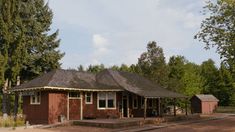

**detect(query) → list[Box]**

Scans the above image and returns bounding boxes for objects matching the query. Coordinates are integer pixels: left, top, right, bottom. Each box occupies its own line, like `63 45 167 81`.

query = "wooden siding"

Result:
23 92 49 124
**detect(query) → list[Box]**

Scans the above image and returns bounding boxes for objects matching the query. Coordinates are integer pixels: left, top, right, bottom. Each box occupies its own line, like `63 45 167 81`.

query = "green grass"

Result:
216 106 235 113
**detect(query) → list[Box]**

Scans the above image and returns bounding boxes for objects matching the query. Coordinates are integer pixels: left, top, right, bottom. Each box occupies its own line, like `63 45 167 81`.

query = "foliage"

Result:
200 59 219 94
216 63 235 106
180 63 203 96
167 56 187 92
195 0 235 73
138 41 168 86
87 64 105 73
0 0 64 115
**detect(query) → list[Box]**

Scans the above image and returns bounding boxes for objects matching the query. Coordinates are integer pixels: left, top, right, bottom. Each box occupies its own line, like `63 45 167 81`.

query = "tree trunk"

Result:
2 79 8 119
14 93 19 121
14 76 20 122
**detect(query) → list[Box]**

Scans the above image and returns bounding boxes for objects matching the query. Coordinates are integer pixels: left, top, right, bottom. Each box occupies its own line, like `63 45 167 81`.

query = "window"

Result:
107 92 115 108
132 95 138 109
85 92 93 104
30 92 41 105
98 92 116 109
69 92 80 99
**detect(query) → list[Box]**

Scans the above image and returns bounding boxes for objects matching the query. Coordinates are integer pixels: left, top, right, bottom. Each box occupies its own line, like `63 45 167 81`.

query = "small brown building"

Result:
11 69 186 124
190 94 219 114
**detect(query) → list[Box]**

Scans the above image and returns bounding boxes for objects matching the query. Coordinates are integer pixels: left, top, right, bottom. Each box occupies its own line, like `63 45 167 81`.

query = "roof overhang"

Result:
10 86 124 92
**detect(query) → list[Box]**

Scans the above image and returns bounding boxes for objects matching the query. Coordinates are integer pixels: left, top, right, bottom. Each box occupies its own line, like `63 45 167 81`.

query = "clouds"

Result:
91 34 110 65
48 0 220 68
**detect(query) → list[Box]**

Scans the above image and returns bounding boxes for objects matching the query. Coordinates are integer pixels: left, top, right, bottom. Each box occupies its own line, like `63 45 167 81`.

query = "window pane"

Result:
99 100 106 108
32 96 35 103
99 93 106 100
108 99 114 108
69 92 80 98
86 97 91 102
86 92 92 103
107 92 115 99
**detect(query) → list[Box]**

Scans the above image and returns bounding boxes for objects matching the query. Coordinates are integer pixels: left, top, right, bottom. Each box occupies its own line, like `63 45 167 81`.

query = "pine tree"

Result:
0 0 64 116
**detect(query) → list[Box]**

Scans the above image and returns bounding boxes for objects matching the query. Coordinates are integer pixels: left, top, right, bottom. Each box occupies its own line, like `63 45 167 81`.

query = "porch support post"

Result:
185 98 188 116
158 98 161 117
144 97 147 120
80 92 83 120
67 92 70 120
173 98 176 116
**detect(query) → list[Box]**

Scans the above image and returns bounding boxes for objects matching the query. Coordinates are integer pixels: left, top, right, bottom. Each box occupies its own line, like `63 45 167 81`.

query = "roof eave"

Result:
10 86 124 92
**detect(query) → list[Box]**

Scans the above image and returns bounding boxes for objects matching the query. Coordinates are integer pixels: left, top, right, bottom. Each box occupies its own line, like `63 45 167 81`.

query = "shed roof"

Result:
11 69 186 98
194 94 219 102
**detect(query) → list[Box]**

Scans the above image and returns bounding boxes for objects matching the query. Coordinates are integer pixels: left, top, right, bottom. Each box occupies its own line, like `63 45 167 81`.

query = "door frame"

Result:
122 92 129 118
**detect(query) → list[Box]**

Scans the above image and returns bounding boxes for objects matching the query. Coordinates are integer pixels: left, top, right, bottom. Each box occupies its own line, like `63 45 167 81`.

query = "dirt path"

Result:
148 116 235 132
2 115 235 132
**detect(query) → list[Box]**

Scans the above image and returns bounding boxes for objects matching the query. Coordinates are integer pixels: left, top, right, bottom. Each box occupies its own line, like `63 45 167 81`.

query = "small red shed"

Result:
190 94 219 114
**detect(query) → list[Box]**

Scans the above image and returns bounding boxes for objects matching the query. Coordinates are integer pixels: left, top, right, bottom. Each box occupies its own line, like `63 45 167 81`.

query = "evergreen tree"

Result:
180 63 203 96
87 64 105 73
216 63 235 106
200 59 219 94
167 55 187 92
0 0 64 116
138 41 168 86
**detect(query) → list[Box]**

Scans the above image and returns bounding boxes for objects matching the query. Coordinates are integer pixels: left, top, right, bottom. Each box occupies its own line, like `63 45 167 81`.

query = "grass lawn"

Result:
216 106 235 113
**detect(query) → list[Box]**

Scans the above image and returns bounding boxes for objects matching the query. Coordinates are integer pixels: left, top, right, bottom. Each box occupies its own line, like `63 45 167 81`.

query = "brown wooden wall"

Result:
23 92 49 124
83 92 121 119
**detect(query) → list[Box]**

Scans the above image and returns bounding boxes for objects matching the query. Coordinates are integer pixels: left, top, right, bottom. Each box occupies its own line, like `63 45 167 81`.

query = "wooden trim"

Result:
67 92 69 120
81 92 83 120
144 98 147 119
11 86 124 92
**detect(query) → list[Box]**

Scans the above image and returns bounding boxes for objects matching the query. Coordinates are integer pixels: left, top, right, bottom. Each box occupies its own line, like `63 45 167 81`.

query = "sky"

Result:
48 0 220 69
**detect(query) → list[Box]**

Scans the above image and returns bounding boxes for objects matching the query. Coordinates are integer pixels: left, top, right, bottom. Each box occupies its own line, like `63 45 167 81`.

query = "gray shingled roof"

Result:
98 70 186 98
11 69 186 98
195 94 219 102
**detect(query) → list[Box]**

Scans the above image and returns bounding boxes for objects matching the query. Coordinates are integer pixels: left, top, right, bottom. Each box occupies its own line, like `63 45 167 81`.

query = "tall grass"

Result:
0 116 25 127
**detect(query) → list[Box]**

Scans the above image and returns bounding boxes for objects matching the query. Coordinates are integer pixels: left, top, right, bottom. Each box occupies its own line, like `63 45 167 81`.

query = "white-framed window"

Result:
132 95 138 109
30 92 41 105
69 92 80 99
85 92 93 104
98 92 116 109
